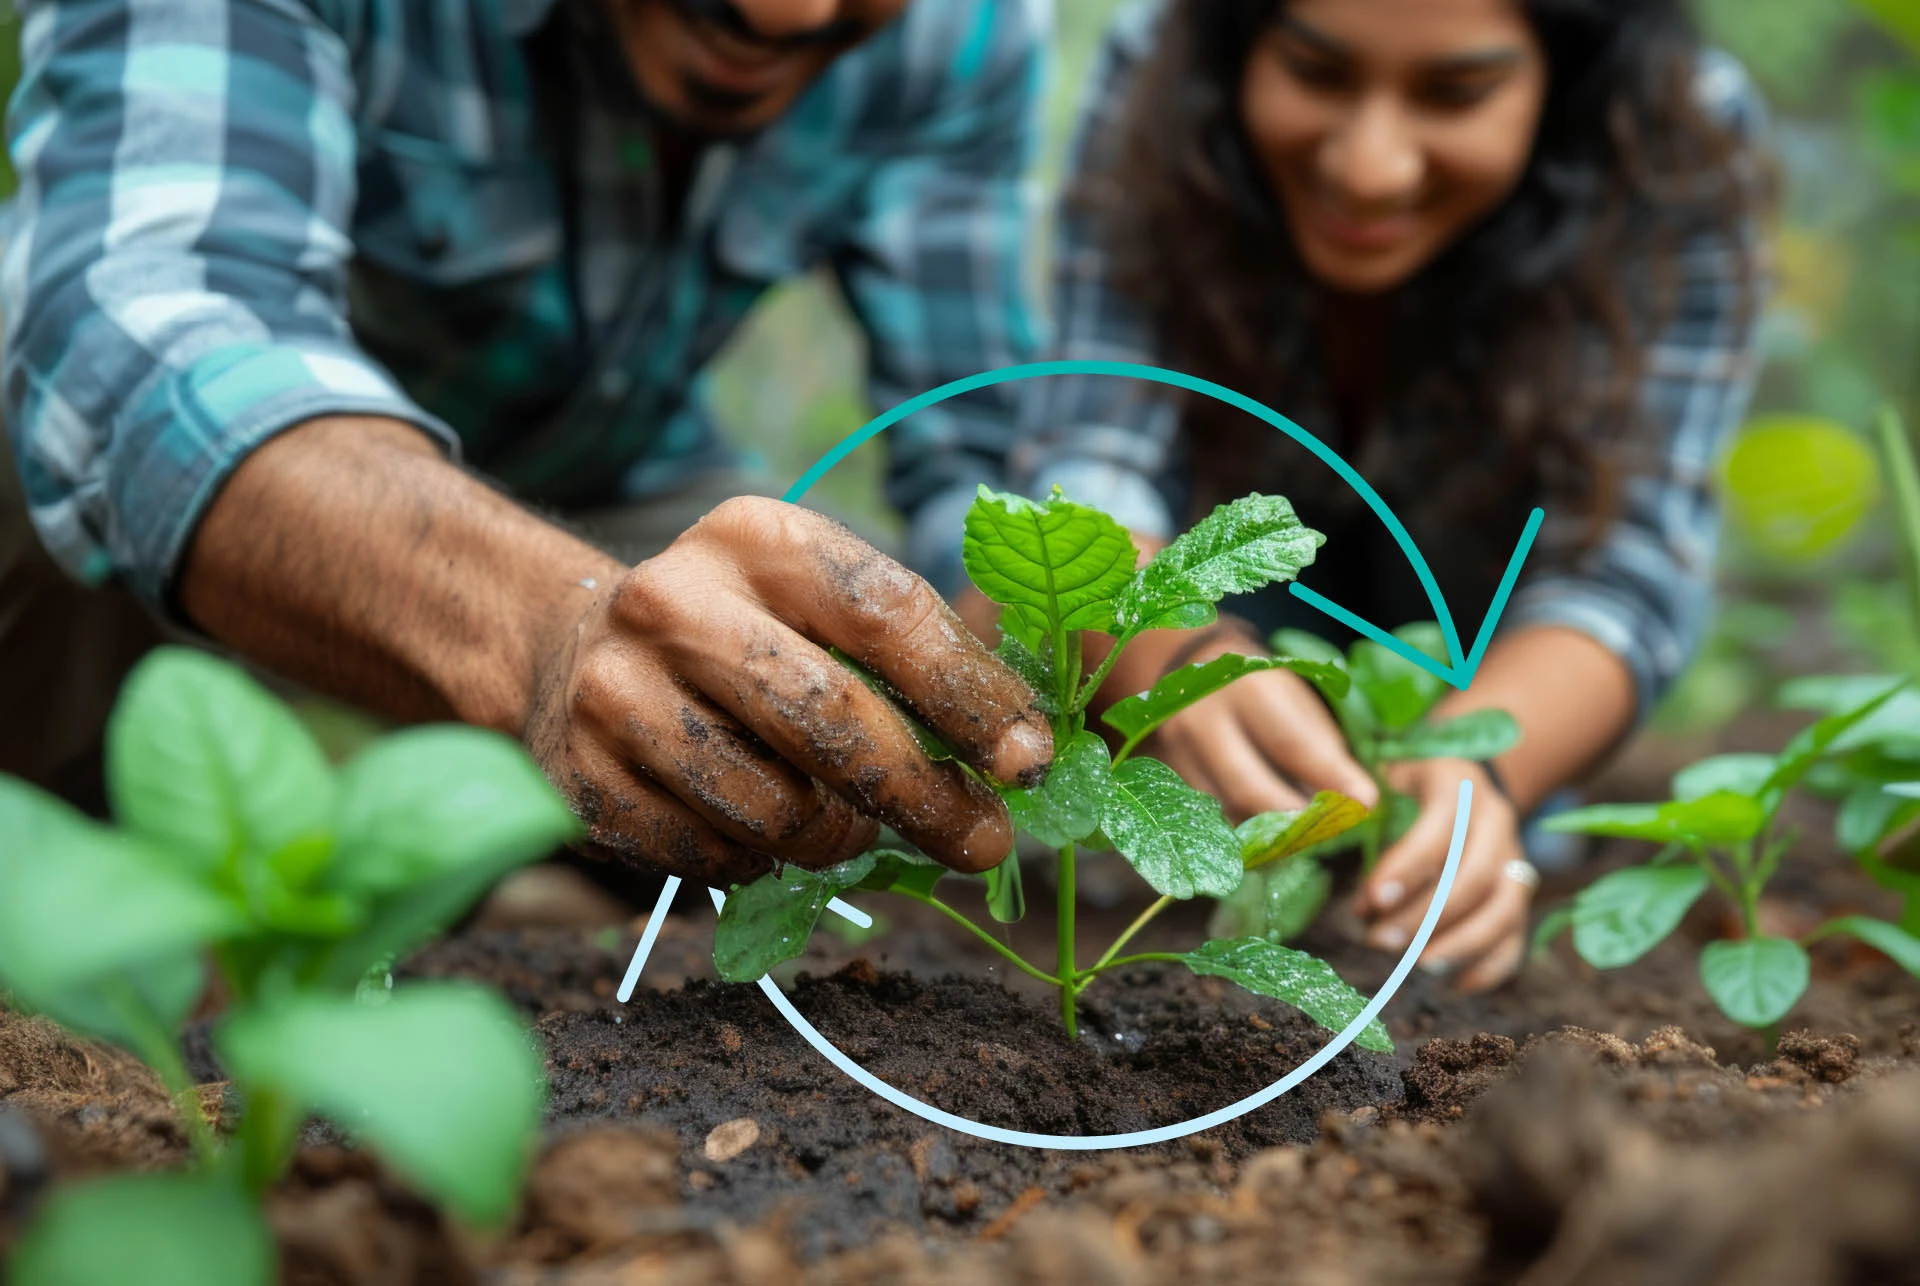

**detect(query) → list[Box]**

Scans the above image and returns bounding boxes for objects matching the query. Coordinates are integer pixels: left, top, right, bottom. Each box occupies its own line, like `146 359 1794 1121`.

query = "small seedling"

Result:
710 487 1390 1051
0 648 579 1286
1537 677 1920 1031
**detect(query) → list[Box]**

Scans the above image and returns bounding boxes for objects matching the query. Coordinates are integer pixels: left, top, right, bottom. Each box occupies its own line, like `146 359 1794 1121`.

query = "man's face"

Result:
608 0 909 137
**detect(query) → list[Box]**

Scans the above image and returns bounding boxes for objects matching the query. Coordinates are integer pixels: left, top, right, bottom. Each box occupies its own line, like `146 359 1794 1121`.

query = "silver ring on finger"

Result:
1503 857 1541 892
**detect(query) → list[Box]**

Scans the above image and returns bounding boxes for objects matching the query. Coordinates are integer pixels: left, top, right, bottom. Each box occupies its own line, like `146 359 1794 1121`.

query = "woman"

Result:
1017 0 1772 990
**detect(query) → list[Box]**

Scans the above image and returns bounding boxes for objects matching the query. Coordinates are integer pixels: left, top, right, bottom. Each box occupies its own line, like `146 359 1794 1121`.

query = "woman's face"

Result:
1242 0 1548 295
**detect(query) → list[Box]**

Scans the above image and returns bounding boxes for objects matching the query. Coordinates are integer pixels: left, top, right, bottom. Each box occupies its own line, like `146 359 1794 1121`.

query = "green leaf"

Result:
1698 937 1810 1028
105 647 336 876
1179 937 1390 1053
1100 758 1242 899
1777 675 1920 752
1347 623 1450 733
853 849 945 899
983 857 1026 924
1671 753 1777 802
1541 792 1765 846
1001 730 1111 847
0 779 242 1015
1113 495 1323 638
1530 903 1575 958
328 727 577 897
963 486 1138 636
1570 865 1710 968
1761 679 1909 811
1811 915 1920 978
1102 653 1350 746
1237 792 1371 870
217 984 544 1225
8 1171 274 1286
711 855 877 983
1837 784 1915 853
1267 628 1345 667
1206 857 1332 945
1374 709 1520 762
30 955 210 1055
993 634 1058 715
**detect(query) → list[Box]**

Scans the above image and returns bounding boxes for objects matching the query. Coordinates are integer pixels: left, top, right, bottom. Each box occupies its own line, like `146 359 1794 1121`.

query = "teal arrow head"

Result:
1287 508 1545 693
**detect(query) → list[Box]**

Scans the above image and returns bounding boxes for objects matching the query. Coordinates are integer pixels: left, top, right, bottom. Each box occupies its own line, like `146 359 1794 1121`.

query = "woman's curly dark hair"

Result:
1084 0 1774 561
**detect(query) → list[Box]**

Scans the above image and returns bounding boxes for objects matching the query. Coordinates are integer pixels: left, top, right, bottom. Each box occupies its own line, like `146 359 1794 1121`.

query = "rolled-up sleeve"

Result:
1011 1 1179 542
2 0 455 611
829 0 1047 598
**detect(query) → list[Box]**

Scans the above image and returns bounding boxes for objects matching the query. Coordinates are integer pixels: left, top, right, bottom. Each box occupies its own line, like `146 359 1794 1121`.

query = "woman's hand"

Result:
1355 757 1533 992
1096 623 1379 822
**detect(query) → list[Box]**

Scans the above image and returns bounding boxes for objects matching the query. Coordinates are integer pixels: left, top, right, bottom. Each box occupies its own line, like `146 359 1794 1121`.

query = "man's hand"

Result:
1094 622 1379 823
181 417 1051 887
525 498 1052 883
1355 758 1530 992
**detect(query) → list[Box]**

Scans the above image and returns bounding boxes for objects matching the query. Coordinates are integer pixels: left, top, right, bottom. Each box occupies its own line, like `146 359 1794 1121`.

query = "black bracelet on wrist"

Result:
1477 757 1514 803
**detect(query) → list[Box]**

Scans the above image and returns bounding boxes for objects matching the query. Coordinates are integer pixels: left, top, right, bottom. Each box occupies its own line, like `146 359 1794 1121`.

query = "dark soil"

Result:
9 710 1920 1283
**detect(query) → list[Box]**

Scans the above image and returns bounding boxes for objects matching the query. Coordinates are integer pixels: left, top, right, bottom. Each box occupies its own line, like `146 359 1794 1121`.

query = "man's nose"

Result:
1318 96 1425 208
729 0 844 42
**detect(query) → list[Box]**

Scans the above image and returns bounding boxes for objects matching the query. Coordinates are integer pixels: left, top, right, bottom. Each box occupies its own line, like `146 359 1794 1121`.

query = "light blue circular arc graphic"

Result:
695 358 1469 1151
785 358 1472 668
709 781 1466 1151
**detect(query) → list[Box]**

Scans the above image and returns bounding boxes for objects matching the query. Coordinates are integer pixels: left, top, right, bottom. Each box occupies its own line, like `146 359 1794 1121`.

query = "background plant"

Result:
710 487 1391 1052
1206 624 1520 946
1537 674 1920 1032
0 648 578 1286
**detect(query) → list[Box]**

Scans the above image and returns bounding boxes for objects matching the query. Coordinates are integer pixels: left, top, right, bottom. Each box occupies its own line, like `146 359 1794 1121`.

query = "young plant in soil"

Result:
1536 677 1920 1032
1283 623 1520 862
1777 407 1920 923
0 648 578 1286
711 487 1391 1052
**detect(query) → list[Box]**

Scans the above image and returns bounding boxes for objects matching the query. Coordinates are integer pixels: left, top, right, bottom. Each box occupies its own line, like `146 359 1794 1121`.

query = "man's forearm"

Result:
1432 625 1637 815
178 416 624 735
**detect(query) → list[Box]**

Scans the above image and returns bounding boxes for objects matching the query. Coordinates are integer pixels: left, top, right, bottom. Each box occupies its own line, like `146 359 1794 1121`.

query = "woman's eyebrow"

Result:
1423 48 1527 75
1275 13 1349 58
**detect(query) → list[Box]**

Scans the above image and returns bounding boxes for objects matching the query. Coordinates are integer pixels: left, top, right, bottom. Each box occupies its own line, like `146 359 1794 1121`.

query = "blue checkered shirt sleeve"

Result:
3 0 455 608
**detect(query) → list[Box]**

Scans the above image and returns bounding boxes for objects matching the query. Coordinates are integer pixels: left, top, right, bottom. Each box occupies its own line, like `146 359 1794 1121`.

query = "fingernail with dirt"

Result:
989 717 1053 788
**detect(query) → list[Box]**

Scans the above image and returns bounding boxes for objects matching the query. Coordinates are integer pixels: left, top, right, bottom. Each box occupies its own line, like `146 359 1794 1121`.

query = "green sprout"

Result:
709 486 1390 1052
0 649 579 1286
1538 677 1920 1031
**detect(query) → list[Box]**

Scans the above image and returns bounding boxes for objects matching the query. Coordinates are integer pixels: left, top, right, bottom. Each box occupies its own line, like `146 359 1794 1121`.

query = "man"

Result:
0 0 1054 883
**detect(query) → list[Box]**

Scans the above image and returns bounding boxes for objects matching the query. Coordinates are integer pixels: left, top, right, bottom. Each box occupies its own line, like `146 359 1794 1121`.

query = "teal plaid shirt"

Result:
3 0 1046 608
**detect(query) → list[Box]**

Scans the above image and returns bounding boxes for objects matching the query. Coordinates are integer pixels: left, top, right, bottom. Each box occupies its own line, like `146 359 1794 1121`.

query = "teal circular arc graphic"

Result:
731 358 1466 1151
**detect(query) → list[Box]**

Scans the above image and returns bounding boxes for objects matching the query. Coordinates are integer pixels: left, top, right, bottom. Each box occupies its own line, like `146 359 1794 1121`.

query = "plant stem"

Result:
236 1085 301 1196
898 892 1061 986
1083 895 1174 987
1075 639 1129 715
1057 842 1079 1037
1876 404 1920 625
1086 951 1183 975
110 986 218 1167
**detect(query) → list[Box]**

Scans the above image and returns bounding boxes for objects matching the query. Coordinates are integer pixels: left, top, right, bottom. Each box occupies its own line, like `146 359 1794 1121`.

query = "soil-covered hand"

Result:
1097 622 1379 823
1355 757 1528 992
524 498 1053 885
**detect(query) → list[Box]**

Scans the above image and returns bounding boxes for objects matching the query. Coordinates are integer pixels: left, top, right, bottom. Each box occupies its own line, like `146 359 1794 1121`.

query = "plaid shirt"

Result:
1018 3 1769 716
3 0 1046 609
